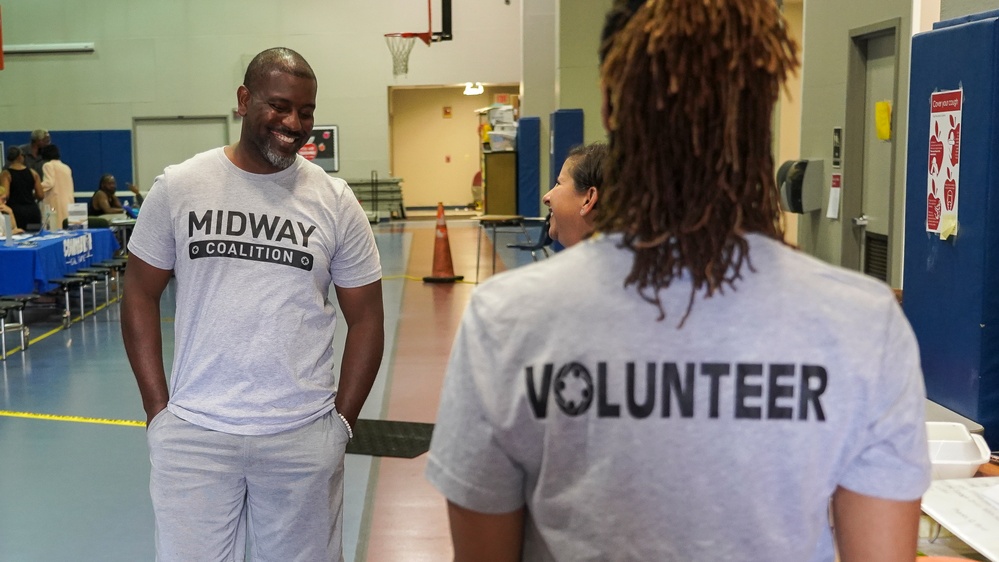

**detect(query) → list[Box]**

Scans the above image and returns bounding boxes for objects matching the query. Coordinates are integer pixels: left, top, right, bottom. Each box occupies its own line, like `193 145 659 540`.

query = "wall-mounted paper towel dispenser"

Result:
776 159 823 214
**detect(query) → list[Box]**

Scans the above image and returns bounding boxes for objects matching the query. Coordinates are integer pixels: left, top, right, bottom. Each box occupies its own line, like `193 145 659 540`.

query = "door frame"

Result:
842 18 901 282
132 115 230 191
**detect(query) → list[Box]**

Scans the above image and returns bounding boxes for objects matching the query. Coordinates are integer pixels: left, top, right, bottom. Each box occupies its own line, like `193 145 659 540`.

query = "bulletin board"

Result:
903 14 999 446
299 125 339 173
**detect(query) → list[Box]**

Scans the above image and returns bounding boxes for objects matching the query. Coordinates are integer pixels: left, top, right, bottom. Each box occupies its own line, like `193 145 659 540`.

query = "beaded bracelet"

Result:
338 412 353 439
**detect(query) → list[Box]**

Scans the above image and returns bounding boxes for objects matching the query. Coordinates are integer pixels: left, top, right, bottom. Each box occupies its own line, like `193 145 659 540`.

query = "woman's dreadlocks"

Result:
596 0 799 324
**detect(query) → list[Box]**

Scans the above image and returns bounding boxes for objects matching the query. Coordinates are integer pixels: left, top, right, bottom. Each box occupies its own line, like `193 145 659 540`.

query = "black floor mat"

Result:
345 419 434 459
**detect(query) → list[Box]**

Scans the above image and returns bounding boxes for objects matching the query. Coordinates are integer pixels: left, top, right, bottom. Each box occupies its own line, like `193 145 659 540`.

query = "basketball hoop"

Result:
384 1 451 77
385 32 432 77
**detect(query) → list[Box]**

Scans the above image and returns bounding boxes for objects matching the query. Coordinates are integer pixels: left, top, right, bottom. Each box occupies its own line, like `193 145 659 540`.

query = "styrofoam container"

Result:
926 421 990 479
488 105 515 126
493 123 518 135
487 131 516 151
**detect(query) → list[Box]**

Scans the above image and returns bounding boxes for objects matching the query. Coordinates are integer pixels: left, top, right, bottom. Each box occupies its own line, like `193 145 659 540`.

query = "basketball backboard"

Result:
384 0 452 77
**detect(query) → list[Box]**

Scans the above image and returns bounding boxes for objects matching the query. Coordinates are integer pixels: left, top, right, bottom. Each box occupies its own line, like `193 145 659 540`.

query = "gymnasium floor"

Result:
0 218 542 561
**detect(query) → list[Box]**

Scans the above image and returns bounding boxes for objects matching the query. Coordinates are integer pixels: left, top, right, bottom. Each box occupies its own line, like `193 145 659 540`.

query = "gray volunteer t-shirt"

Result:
128 148 381 435
427 233 930 561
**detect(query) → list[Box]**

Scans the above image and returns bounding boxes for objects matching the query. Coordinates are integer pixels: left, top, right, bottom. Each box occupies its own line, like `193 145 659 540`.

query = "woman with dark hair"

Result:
40 144 74 229
427 1 930 560
542 142 607 247
0 145 43 231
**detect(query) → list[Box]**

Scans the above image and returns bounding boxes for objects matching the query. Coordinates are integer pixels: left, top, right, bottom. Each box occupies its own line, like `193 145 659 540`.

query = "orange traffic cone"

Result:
423 202 464 283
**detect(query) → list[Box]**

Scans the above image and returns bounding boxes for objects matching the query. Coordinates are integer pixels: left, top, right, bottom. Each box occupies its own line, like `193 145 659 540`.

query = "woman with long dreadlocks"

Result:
426 0 930 560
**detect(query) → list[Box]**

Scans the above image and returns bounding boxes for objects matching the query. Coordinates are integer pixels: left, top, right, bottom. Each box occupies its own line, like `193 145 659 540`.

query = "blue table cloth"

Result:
0 229 119 295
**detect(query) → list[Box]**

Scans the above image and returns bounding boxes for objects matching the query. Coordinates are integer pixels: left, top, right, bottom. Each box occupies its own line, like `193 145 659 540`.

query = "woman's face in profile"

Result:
543 158 591 247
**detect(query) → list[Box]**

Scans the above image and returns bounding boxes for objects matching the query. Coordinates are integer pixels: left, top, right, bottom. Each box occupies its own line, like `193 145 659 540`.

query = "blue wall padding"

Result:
934 8 999 29
0 130 133 201
549 109 584 190
904 16 999 446
517 117 541 218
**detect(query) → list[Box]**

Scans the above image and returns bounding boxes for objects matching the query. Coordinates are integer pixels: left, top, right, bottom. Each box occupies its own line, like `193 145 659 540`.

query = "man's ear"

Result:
580 186 599 217
236 85 251 117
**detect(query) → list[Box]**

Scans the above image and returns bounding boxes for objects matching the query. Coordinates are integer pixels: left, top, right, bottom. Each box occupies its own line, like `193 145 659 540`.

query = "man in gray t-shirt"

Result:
19 129 49 180
426 1 931 560
122 48 384 561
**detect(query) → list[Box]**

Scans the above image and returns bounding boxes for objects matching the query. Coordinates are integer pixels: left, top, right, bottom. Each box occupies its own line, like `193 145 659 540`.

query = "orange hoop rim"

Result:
385 32 432 46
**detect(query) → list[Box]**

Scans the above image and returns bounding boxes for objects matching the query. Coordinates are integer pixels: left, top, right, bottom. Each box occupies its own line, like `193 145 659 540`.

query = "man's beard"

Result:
253 133 301 170
262 144 297 169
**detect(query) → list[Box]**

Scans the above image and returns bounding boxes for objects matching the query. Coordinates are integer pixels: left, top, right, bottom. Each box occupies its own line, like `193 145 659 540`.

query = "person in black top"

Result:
1 146 43 231
90 174 144 216
90 174 125 215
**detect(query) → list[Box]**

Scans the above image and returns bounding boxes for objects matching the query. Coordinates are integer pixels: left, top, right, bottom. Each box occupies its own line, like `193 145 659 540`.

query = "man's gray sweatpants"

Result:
147 409 350 562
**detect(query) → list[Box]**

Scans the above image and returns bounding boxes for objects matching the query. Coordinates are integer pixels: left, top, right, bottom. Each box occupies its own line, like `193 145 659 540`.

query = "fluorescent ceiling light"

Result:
463 82 484 96
4 42 96 54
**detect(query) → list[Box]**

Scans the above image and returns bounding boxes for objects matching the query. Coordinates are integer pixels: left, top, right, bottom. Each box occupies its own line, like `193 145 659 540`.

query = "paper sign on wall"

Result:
826 173 842 220
875 101 892 141
67 203 88 230
927 89 962 238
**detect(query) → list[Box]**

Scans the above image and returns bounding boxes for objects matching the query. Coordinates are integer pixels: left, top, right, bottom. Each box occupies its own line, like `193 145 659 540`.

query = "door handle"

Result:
853 214 870 227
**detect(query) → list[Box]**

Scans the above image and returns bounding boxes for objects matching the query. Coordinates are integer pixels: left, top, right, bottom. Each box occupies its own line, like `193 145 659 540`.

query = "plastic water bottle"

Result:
122 200 138 219
41 205 54 233
3 214 14 246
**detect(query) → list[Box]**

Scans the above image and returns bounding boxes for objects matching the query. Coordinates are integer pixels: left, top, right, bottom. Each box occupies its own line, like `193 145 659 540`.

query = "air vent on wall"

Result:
864 232 889 282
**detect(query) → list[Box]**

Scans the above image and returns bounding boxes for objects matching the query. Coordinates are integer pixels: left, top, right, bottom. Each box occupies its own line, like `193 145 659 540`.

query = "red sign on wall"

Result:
926 89 962 238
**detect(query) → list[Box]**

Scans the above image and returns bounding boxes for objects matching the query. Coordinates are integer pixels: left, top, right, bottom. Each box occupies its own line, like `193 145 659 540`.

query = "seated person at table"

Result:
0 186 26 235
542 142 607 248
89 174 143 215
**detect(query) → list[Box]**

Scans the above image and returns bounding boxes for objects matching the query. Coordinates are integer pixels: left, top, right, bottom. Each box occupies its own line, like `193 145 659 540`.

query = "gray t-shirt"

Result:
426 233 930 561
128 148 381 435
19 144 45 180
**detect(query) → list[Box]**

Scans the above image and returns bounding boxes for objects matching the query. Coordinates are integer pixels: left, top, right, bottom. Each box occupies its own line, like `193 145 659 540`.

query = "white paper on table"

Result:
980 483 999 510
922 478 999 562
